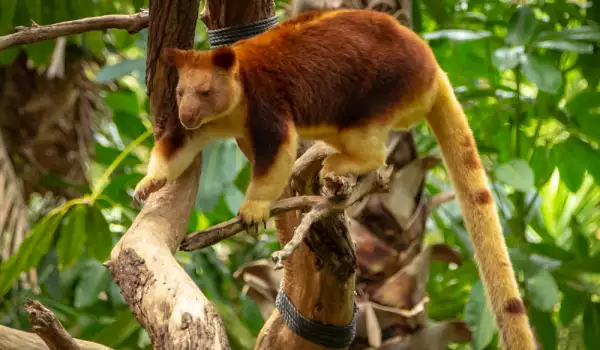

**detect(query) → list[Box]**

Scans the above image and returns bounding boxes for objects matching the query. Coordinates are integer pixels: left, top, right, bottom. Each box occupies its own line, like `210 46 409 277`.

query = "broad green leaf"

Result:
551 141 585 192
584 302 600 349
528 308 557 350
533 40 594 53
0 47 20 65
559 287 586 326
530 146 554 188
420 0 449 26
423 29 491 41
224 185 244 214
494 159 535 191
95 58 146 82
101 173 144 204
57 205 88 270
557 137 600 187
492 46 524 71
85 205 113 262
234 162 251 192
74 259 110 309
107 280 128 308
0 212 63 297
507 6 538 46
105 90 140 116
521 53 562 93
464 281 497 350
579 53 600 87
565 91 600 117
525 270 559 311
112 111 149 143
537 26 600 42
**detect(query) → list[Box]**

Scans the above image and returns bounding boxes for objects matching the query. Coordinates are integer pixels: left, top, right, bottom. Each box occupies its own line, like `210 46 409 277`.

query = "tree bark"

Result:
0 325 112 350
107 1 229 349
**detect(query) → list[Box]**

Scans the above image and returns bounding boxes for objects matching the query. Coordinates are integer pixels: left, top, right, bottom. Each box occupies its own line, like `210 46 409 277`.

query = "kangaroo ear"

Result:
212 46 236 70
161 48 187 68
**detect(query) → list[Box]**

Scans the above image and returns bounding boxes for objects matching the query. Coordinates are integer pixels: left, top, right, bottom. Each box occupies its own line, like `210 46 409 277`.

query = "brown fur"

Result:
133 9 536 349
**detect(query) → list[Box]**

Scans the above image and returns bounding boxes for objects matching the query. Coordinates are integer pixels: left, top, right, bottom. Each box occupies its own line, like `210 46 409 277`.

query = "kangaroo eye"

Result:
200 91 210 97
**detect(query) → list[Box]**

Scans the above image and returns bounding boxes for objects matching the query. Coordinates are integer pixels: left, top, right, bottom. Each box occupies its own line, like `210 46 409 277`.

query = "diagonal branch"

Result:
0 9 149 51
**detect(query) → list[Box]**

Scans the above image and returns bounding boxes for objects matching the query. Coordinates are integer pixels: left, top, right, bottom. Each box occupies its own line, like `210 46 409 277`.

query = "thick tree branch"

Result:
0 325 112 350
0 10 149 51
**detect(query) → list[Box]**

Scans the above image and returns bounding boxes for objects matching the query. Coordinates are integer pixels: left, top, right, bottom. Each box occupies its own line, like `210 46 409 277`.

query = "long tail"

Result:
426 69 536 350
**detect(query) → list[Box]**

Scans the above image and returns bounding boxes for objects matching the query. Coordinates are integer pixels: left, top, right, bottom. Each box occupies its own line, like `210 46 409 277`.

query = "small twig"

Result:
25 299 81 350
0 9 149 51
271 167 393 269
180 195 326 251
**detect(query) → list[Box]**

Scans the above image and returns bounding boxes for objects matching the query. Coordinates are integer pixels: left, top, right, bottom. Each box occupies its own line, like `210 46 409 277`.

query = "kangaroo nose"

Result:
179 110 196 128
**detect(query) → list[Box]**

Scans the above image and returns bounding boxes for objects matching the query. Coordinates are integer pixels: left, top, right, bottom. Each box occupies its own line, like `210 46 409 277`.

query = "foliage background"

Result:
0 0 599 349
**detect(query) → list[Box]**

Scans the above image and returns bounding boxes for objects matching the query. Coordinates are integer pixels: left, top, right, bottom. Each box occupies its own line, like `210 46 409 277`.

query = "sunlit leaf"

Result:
83 31 105 57
530 146 554 188
507 6 538 46
494 159 535 191
492 46 524 71
533 40 593 53
423 29 491 41
521 53 563 93
105 90 140 116
537 26 600 42
551 141 585 192
525 270 559 311
464 281 497 350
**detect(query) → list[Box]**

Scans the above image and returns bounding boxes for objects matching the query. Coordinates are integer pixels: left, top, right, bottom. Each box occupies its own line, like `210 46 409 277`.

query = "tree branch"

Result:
0 325 112 350
0 10 149 51
24 299 90 350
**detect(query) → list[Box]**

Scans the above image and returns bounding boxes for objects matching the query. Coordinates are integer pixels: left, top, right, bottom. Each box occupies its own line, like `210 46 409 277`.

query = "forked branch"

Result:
0 9 149 51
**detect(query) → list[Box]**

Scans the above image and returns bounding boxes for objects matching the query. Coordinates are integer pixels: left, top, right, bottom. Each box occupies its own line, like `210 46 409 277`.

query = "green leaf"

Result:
584 302 600 349
112 111 149 143
530 146 554 188
525 270 559 311
551 141 586 192
57 205 88 270
105 90 140 116
0 0 17 35
559 287 586 326
0 212 63 297
521 53 563 93
464 281 497 350
494 159 535 191
25 0 41 23
74 259 110 309
533 40 594 53
24 40 55 67
492 46 524 71
528 308 557 350
420 0 449 26
94 143 142 168
423 29 491 41
537 26 600 42
565 90 600 117
95 58 146 82
507 6 538 46
85 205 113 262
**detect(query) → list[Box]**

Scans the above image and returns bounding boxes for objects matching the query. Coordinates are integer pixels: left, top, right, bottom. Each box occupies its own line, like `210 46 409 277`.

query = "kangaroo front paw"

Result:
238 199 272 235
133 176 167 207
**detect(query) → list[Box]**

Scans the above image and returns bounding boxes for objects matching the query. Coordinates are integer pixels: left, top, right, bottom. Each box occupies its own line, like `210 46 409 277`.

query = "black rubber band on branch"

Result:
275 286 359 348
207 15 279 48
